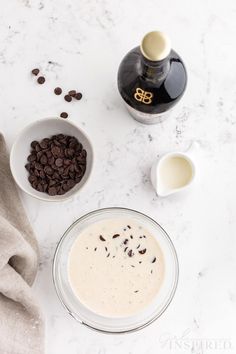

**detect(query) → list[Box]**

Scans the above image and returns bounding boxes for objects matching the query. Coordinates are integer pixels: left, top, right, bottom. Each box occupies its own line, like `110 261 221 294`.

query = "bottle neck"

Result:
140 55 170 81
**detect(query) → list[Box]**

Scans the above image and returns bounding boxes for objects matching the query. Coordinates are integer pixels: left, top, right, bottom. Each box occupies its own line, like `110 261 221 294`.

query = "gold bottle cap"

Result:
140 31 171 61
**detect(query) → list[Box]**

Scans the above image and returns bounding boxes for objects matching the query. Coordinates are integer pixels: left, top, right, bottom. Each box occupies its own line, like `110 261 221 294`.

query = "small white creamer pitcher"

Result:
150 142 197 197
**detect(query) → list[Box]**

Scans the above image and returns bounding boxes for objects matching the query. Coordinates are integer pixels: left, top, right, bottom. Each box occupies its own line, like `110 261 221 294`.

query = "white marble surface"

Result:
1 0 236 353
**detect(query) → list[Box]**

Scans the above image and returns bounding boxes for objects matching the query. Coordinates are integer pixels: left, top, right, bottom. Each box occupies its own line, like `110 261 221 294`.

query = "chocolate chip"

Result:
67 179 75 188
152 257 156 263
112 234 120 238
35 162 43 170
32 68 39 76
75 92 82 100
40 139 49 149
64 94 72 102
54 87 62 95
28 175 37 183
99 235 106 241
68 90 76 97
39 170 46 179
48 156 55 165
51 146 61 157
40 155 47 165
124 247 128 252
60 112 68 119
127 225 131 229
25 163 31 171
37 76 45 84
31 141 38 149
27 153 36 162
48 187 57 196
124 239 129 245
55 158 63 167
136 244 140 249
139 249 146 255
36 183 43 192
128 250 134 257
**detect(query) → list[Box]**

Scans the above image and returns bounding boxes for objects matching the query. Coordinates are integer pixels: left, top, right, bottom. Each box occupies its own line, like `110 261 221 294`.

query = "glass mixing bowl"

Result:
53 207 179 333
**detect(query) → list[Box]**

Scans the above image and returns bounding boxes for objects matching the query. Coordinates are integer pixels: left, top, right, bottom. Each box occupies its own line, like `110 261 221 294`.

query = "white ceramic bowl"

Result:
10 118 94 202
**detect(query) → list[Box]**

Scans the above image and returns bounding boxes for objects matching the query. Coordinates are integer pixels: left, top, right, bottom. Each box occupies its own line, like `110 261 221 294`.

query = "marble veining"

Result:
0 0 236 353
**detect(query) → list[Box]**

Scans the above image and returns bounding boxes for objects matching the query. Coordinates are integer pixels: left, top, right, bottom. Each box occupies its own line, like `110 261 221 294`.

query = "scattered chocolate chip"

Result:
143 235 146 238
139 261 142 264
106 253 110 258
60 112 68 119
136 244 140 249
32 68 39 76
127 225 131 229
64 94 72 102
152 257 156 263
130 235 133 239
75 92 82 100
139 236 142 239
124 247 128 252
68 90 76 97
37 76 45 84
131 265 135 268
139 249 146 255
124 239 129 245
112 234 120 239
128 250 134 257
54 87 62 95
99 235 106 241
94 247 97 251
105 247 108 252
151 270 153 274
134 290 139 293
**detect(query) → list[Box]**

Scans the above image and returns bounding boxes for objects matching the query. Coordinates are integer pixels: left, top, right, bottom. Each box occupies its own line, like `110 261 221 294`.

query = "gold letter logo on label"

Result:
134 88 153 104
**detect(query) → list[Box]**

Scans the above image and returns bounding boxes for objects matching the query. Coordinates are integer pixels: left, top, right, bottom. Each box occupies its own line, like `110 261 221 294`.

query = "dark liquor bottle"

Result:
117 31 187 124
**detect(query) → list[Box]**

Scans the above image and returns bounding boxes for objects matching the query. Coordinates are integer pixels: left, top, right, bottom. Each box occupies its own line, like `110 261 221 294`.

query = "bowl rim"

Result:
52 207 179 334
9 117 94 202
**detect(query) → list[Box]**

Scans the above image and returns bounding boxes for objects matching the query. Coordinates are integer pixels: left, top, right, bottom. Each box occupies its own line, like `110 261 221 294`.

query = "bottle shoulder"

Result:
117 47 187 114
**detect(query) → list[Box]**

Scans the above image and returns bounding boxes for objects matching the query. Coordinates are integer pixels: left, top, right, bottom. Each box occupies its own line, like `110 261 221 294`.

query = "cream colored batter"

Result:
68 218 165 317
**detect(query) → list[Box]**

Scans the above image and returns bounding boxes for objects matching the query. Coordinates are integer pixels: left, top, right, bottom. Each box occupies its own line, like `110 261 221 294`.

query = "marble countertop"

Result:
1 0 236 353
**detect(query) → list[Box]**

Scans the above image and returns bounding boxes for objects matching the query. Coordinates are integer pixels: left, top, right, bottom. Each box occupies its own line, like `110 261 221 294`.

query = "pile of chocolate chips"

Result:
25 134 87 196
